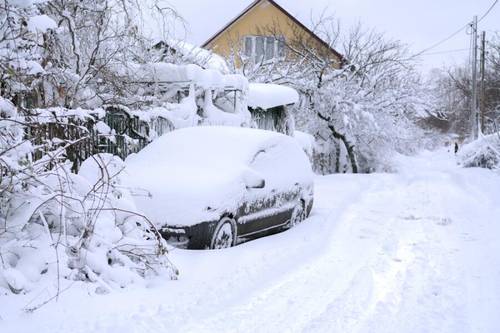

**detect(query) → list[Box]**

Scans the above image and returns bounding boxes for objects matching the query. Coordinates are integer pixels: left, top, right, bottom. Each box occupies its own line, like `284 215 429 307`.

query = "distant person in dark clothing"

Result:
454 142 459 154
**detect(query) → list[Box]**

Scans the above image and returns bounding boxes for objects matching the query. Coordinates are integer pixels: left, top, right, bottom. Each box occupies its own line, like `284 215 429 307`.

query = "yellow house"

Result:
202 0 344 68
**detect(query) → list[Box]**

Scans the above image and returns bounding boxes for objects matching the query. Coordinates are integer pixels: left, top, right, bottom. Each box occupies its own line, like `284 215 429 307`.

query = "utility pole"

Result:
479 31 486 135
471 15 479 139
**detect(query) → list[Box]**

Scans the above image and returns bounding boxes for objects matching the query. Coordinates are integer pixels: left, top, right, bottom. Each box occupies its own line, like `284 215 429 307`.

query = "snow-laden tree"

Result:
0 0 54 107
37 0 163 107
1 1 182 299
226 18 429 173
429 33 500 140
478 33 500 135
1 0 186 109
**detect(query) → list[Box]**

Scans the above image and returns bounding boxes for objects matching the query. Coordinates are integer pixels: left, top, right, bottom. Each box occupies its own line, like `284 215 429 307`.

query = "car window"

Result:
250 143 294 190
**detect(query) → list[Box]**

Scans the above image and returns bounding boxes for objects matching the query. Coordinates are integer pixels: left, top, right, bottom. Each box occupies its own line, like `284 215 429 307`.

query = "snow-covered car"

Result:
125 126 314 249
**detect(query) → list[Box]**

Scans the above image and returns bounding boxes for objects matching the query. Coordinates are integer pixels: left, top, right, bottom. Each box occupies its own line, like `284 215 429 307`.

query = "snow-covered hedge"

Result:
458 134 500 170
0 99 177 297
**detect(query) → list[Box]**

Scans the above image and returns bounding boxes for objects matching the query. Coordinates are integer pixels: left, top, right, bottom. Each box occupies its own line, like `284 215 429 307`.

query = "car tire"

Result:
287 199 306 229
210 217 236 249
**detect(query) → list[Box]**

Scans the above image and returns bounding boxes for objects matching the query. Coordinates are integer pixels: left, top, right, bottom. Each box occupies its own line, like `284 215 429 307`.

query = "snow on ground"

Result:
1 150 500 333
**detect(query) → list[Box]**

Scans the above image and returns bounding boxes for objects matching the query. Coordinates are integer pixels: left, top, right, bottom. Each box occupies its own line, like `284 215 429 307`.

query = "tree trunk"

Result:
334 139 341 173
329 124 358 173
317 112 359 173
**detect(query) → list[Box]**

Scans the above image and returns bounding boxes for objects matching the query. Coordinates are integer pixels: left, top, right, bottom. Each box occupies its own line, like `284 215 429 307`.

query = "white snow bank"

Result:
458 133 500 170
248 83 299 109
0 152 176 295
5 151 500 332
124 126 313 227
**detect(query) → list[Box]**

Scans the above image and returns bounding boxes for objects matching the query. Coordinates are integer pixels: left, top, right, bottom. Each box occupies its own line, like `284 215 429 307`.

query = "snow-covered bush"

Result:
0 100 177 298
458 134 500 170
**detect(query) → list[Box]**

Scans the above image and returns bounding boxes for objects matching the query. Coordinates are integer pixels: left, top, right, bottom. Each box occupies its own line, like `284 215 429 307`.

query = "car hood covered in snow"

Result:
124 126 313 227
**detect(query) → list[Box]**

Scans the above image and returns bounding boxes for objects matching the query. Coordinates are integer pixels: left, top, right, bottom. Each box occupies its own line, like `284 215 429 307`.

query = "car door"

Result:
236 143 299 238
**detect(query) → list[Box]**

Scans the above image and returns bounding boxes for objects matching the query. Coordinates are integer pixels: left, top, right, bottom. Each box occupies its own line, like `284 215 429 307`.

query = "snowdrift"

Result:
1 99 177 297
458 133 500 170
0 153 177 297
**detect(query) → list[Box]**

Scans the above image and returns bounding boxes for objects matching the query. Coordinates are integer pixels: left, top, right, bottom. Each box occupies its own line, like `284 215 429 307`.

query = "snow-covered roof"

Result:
248 83 299 110
121 62 248 91
164 39 230 74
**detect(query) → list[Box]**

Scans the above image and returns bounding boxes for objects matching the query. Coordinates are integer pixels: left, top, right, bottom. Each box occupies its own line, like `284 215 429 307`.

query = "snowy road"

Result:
2 150 500 333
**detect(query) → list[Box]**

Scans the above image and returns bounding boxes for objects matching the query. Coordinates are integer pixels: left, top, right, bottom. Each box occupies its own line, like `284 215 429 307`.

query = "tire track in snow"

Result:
178 175 409 333
180 157 484 333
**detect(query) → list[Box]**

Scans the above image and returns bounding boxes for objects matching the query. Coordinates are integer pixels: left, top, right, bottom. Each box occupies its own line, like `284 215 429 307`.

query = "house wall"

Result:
204 0 341 68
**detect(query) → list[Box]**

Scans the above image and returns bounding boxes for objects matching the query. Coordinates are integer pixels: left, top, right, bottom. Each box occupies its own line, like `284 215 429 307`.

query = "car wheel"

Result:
210 217 236 249
287 200 306 229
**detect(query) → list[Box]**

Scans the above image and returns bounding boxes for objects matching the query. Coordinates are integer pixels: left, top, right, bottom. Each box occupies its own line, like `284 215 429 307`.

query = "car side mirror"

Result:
243 169 266 189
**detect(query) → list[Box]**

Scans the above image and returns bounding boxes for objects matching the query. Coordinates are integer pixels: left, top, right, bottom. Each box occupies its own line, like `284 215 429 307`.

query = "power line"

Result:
479 0 499 22
419 48 470 56
413 23 471 57
413 0 499 57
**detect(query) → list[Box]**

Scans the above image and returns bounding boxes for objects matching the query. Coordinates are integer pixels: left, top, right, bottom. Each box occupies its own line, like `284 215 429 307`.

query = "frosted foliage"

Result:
238 24 429 173
1 101 177 297
459 134 500 170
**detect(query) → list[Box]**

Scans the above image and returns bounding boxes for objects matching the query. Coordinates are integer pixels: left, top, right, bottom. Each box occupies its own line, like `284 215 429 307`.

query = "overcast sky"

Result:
164 0 499 73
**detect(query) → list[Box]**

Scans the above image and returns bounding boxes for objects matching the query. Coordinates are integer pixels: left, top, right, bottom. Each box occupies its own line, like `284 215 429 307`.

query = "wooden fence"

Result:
25 106 175 172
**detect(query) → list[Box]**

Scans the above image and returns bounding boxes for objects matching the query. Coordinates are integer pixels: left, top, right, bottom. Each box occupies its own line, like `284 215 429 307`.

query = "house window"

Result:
255 36 265 61
244 37 253 57
277 37 286 58
243 36 286 62
265 37 274 60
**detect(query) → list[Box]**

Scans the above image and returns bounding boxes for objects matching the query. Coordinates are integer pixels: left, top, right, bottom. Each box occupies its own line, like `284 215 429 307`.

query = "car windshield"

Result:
128 127 284 171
